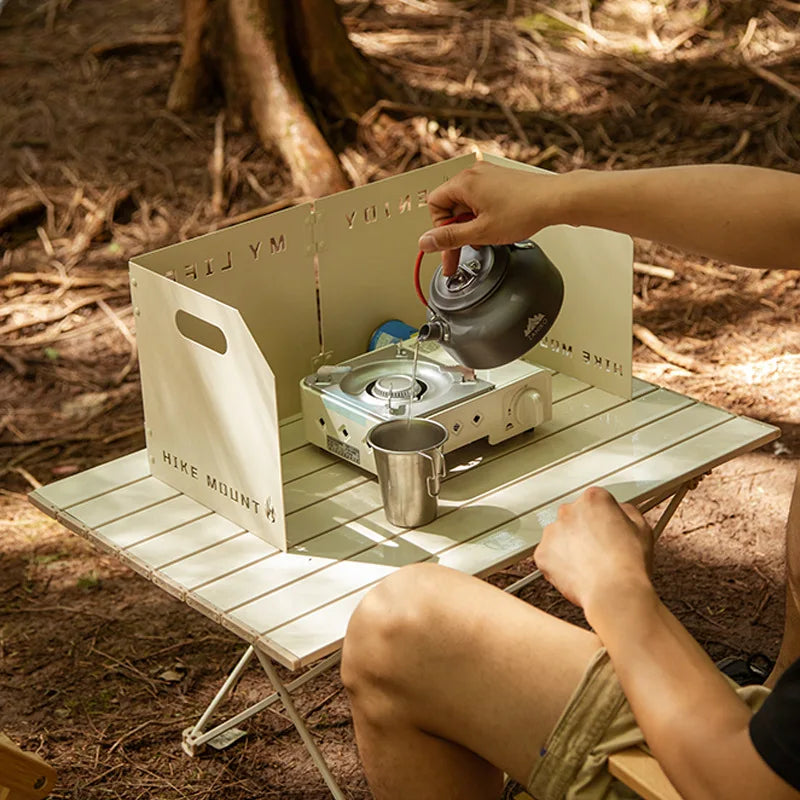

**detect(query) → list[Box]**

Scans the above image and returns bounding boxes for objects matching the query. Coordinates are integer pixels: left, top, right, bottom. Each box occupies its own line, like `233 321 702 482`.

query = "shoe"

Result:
716 653 774 686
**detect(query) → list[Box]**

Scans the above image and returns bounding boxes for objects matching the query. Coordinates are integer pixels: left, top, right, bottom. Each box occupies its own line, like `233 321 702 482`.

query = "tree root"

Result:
167 0 380 197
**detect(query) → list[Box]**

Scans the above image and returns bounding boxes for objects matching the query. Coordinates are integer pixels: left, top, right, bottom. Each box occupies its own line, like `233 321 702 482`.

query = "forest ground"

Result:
1 0 799 797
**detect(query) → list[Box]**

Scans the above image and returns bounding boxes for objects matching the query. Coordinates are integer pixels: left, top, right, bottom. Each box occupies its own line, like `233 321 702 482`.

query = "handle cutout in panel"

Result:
175 309 228 354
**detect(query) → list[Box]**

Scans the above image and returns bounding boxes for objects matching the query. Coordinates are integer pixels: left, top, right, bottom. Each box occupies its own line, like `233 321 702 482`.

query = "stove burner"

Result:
311 351 493 420
368 375 424 401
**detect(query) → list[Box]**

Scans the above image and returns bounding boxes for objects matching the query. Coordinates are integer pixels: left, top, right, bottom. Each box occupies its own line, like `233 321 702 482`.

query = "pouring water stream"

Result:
406 338 421 427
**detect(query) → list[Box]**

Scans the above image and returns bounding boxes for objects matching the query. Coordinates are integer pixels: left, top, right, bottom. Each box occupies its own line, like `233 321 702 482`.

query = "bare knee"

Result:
341 563 452 698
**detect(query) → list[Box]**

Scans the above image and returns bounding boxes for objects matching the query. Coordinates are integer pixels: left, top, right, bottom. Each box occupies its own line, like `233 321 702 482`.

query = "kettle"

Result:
417 241 564 370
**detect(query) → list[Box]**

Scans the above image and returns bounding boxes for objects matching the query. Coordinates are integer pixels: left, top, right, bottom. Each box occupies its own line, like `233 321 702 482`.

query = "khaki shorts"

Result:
526 648 771 800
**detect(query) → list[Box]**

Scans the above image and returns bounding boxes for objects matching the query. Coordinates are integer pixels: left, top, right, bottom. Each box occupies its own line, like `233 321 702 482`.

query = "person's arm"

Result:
535 488 800 800
420 162 800 275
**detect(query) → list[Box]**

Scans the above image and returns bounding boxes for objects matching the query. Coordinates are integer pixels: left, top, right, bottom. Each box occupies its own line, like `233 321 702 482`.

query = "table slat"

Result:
281 446 337 483
279 416 309 454
67 477 179 529
95 494 212 550
31 450 150 510
26 377 779 671
436 415 779 577
265 414 773 666
160 534 277 589
193 384 661 614
280 372 595 517
232 397 725 637
126 513 245 568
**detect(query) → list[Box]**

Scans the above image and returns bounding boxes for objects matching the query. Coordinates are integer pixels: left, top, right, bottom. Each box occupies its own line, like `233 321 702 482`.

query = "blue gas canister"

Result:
368 320 418 351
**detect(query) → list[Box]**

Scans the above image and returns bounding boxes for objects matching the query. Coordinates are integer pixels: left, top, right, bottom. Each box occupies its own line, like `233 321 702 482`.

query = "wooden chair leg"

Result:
608 746 683 800
504 747 683 800
0 733 57 800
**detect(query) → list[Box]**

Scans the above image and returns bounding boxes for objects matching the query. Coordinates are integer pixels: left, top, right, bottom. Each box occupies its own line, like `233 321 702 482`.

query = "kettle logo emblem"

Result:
524 314 547 340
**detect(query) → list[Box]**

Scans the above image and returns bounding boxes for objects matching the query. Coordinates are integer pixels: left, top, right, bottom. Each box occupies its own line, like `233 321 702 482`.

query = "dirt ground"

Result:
1 0 799 797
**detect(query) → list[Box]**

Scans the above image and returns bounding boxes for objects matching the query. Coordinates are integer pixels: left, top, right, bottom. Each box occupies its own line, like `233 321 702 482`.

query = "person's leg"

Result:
340 563 601 800
766 465 800 688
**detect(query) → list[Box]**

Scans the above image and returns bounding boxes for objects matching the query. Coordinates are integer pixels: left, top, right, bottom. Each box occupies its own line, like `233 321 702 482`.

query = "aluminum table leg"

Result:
182 647 342 759
255 649 348 800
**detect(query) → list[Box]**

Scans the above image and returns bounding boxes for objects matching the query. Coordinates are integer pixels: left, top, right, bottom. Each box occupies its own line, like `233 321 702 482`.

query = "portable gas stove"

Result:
300 340 552 474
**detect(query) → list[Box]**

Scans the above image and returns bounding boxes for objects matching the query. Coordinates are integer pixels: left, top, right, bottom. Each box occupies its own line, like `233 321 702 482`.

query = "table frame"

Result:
179 478 694 799
29 373 778 798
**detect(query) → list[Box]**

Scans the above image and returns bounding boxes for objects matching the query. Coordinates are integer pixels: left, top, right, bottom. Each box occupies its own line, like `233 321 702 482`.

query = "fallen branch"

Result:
0 271 128 290
750 588 772 625
0 293 113 337
88 34 182 58
633 262 675 280
0 347 29 377
746 62 800 103
364 99 510 123
108 720 155 755
0 196 45 232
242 167 273 202
101 426 143 446
531 3 611 46
686 262 739 282
97 299 138 385
681 600 726 630
716 129 751 163
2 605 114 620
210 111 226 215
1 310 129 347
361 99 585 150
194 195 310 234
632 323 704 373
78 764 124 789
499 101 529 147
11 465 41 490
67 186 133 261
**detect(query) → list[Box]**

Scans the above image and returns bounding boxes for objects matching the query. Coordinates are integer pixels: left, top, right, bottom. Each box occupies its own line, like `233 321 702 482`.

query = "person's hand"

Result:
418 161 567 276
534 487 654 612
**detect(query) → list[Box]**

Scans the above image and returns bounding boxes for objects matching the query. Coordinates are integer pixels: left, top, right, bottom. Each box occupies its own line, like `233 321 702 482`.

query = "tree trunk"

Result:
168 0 379 198
290 0 378 121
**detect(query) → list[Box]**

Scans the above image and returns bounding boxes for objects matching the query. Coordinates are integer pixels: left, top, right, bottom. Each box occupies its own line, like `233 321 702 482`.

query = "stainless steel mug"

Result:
367 418 448 528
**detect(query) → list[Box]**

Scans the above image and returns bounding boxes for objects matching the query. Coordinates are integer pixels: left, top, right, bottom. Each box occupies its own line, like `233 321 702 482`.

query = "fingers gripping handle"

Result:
414 212 476 307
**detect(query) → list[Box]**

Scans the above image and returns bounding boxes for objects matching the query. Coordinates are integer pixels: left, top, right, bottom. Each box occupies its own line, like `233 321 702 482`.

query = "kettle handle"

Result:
414 212 476 307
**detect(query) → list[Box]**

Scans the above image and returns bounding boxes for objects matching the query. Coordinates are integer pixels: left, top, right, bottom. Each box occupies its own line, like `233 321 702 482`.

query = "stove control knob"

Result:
514 388 544 430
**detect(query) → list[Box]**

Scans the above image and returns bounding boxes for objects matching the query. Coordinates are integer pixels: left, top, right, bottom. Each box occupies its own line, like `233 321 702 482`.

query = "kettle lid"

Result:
428 245 509 312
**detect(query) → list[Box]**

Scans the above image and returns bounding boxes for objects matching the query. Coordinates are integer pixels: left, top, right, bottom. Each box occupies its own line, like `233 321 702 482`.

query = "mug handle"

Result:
424 449 447 498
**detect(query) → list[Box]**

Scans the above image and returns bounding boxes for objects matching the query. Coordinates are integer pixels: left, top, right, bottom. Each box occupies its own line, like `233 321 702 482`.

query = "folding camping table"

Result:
28 371 779 799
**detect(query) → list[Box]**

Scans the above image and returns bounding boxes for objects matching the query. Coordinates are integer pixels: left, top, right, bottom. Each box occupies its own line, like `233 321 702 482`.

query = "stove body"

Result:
301 341 552 473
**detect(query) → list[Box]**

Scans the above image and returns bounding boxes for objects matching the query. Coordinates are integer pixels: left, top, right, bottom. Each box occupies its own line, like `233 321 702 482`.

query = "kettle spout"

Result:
418 318 450 344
